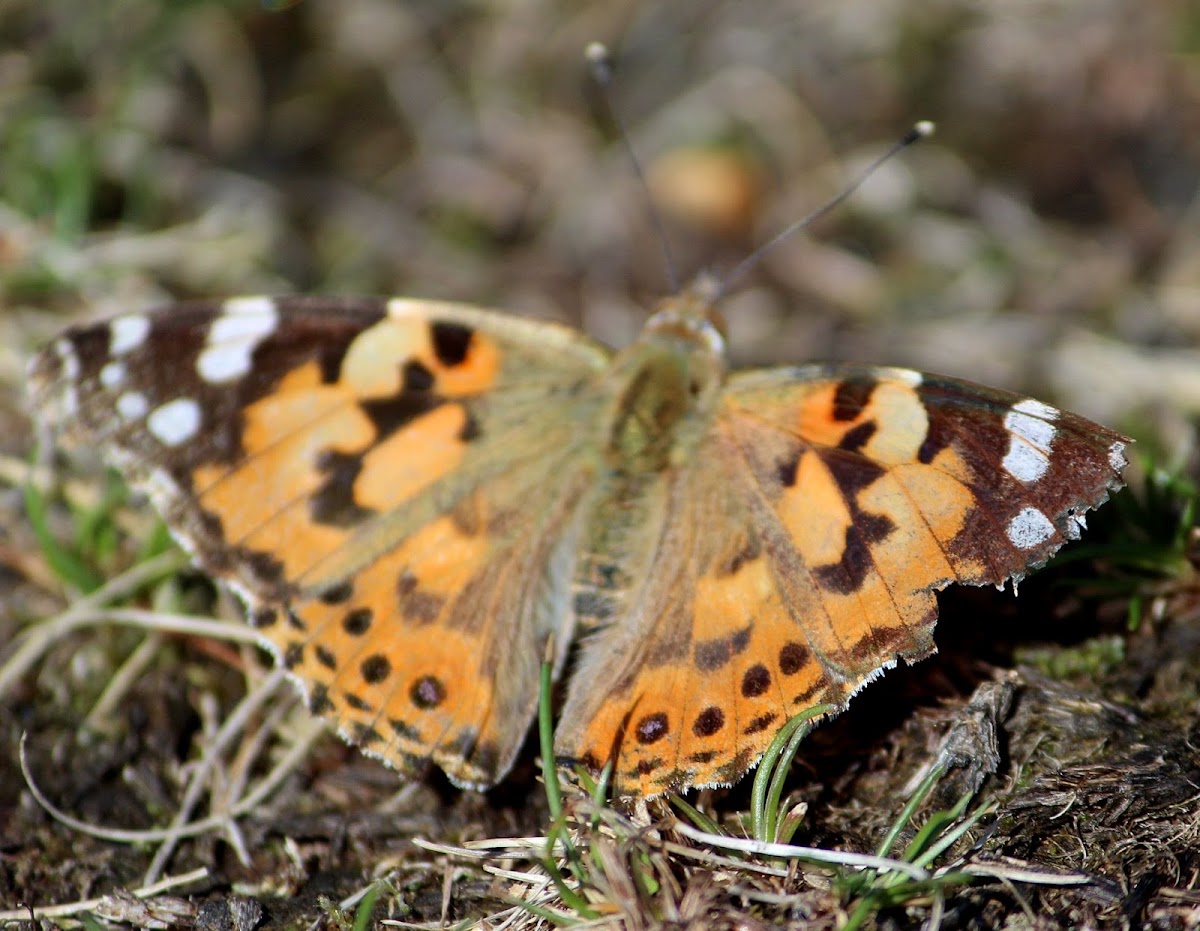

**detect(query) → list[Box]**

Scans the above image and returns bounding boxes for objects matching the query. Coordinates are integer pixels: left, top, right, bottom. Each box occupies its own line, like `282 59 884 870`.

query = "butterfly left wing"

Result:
28 296 612 788
556 364 1128 797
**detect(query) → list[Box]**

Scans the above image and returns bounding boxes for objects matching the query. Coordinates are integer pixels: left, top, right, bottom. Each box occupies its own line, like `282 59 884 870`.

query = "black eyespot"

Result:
410 675 446 709
360 654 391 684
741 664 771 697
342 607 372 636
635 712 669 745
693 706 725 738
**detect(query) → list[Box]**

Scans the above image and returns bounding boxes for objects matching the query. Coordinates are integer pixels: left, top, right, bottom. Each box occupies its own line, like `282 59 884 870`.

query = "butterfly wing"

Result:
556 364 1128 797
29 296 611 788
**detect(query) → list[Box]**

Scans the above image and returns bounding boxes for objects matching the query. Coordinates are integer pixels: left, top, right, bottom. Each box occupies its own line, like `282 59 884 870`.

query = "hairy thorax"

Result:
600 297 728 477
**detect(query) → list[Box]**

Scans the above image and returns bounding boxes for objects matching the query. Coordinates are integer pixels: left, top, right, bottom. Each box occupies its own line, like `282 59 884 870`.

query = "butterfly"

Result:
27 274 1128 798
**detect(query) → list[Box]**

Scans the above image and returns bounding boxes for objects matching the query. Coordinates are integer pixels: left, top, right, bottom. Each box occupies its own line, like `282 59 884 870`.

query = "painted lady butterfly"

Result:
28 273 1128 798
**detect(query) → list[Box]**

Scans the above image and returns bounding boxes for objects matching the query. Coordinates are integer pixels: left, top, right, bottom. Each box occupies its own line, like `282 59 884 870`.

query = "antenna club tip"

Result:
586 42 610 66
898 120 935 147
586 42 614 84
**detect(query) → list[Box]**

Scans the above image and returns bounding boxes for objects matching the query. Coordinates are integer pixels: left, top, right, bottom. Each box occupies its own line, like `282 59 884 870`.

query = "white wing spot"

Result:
109 315 151 356
1006 507 1056 550
1108 441 1128 474
54 339 81 381
147 398 201 446
1002 439 1049 483
1012 398 1059 421
100 361 127 388
223 296 279 318
60 387 79 417
116 391 149 421
1002 400 1058 484
196 298 280 384
879 366 923 387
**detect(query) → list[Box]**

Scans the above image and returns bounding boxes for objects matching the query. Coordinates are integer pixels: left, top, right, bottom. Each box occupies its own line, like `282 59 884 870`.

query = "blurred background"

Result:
1 0 1198 459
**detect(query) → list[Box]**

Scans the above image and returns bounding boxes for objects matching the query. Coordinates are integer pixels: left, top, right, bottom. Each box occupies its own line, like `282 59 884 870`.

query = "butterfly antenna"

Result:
586 42 682 295
716 120 935 301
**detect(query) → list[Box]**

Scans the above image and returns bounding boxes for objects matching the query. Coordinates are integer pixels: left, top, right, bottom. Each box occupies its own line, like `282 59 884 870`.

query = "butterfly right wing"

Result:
29 296 612 788
556 363 1127 797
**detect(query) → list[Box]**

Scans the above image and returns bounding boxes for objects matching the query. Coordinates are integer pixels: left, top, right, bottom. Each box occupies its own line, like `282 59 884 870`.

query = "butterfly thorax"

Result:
601 285 728 475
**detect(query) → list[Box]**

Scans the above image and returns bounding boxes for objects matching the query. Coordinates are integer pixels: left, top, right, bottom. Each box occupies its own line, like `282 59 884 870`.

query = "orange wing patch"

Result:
344 303 501 398
271 532 496 781
188 314 488 591
562 541 835 796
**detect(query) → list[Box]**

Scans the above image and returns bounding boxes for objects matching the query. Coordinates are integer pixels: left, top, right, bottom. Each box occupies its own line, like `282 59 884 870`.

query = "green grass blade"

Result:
762 709 824 841
24 477 103 593
750 704 830 842
538 646 563 822
351 881 382 931
670 794 723 837
505 895 581 927
875 760 946 859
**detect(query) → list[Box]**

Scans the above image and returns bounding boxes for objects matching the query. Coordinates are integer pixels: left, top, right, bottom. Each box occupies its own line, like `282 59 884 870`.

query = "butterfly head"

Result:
644 271 728 355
